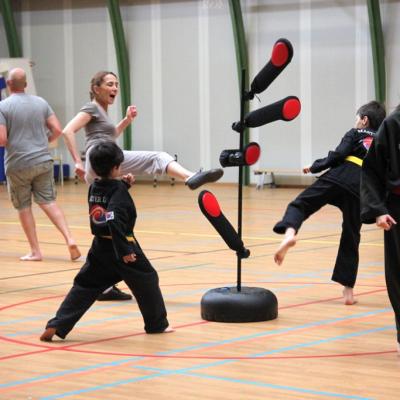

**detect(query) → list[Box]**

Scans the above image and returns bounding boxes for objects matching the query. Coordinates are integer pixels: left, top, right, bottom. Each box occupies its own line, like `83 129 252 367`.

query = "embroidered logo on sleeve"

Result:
105 211 115 221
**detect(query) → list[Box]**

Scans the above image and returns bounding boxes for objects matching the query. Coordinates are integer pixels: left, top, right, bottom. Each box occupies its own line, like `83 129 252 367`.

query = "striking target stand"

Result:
199 38 301 322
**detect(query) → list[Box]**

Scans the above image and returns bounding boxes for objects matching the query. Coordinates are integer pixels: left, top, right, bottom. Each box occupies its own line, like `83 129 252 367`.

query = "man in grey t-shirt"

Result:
0 68 80 261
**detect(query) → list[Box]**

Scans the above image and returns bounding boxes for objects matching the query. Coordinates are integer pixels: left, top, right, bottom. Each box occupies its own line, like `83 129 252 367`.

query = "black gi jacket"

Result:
310 128 375 198
88 178 141 259
361 111 400 224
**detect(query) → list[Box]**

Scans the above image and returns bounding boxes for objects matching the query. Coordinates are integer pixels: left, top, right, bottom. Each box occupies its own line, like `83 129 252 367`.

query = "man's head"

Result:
7 68 27 93
355 101 386 131
89 142 124 179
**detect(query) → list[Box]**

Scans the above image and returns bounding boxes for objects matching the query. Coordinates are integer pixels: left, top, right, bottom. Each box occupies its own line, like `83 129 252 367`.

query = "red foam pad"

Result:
201 192 221 218
245 144 260 165
282 98 301 120
271 42 290 67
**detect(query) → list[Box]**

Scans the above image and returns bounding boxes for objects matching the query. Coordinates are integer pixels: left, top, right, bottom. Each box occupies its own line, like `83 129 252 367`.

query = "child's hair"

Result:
356 101 386 131
89 142 124 178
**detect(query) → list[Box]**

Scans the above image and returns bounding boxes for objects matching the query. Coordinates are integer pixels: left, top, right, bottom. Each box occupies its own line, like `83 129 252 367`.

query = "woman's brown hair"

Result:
89 71 117 100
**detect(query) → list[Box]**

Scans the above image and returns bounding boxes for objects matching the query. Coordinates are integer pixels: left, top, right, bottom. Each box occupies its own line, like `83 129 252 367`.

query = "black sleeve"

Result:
310 129 354 173
106 193 140 260
360 121 390 224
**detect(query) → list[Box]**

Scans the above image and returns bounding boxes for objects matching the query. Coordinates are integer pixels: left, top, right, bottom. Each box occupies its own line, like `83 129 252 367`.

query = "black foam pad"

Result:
244 96 301 128
219 142 260 168
198 190 250 258
246 38 293 99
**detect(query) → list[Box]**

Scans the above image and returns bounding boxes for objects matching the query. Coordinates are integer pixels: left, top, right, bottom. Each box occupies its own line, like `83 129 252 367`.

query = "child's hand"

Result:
302 166 311 174
123 253 137 263
122 173 135 186
376 214 397 231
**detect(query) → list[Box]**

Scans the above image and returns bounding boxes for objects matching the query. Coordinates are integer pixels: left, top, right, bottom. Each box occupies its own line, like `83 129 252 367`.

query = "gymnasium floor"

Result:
0 181 398 399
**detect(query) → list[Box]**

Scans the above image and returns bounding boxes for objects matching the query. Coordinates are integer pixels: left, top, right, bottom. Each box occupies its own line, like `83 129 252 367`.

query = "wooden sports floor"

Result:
1 180 398 400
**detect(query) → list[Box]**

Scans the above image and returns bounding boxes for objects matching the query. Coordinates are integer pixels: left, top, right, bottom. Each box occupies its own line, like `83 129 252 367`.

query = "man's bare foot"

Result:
274 228 297 265
40 327 57 342
343 286 357 305
68 244 81 261
20 253 42 261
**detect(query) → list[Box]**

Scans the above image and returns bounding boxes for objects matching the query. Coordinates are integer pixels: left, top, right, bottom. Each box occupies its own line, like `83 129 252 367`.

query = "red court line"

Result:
0 287 389 362
62 348 397 359
0 294 64 311
0 320 209 361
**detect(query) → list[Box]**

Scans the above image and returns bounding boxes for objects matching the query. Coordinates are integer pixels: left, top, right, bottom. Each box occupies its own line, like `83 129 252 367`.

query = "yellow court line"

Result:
0 221 383 247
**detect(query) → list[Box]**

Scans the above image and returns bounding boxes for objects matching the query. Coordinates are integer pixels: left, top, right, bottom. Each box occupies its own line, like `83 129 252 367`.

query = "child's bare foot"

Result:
147 327 175 334
20 252 42 261
40 327 56 342
343 286 357 305
274 228 297 265
68 244 81 261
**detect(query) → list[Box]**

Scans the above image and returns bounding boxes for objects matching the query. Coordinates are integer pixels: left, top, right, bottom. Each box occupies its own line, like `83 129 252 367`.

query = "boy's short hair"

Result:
357 101 386 131
89 142 124 178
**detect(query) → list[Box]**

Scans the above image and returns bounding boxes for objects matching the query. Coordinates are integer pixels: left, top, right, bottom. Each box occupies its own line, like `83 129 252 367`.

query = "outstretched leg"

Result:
273 179 334 265
274 227 297 265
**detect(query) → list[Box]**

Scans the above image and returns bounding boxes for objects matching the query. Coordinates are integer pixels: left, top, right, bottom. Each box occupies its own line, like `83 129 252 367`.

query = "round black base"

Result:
201 286 278 322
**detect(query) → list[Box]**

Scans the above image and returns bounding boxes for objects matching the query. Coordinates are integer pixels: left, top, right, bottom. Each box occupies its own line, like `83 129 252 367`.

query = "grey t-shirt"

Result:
0 93 53 173
80 102 117 151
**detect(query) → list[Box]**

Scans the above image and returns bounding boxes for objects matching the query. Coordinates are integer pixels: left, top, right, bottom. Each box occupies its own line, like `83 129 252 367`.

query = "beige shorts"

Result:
7 160 56 210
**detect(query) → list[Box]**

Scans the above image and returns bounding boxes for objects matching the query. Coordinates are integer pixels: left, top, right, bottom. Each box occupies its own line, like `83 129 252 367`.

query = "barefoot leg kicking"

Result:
274 227 297 265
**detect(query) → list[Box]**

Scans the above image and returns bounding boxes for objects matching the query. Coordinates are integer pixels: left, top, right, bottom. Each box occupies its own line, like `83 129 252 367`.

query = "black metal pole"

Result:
237 68 246 291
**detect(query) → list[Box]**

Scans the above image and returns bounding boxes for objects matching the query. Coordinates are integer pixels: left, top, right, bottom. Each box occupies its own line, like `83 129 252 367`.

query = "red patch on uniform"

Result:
201 192 221 218
363 136 373 150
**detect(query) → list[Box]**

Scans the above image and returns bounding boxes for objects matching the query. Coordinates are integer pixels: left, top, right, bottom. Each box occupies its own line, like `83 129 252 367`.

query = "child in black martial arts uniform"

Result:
361 104 400 353
40 142 171 341
273 101 386 305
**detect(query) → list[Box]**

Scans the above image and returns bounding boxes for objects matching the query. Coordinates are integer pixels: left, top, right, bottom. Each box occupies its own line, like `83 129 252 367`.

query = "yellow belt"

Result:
345 155 363 167
100 235 136 243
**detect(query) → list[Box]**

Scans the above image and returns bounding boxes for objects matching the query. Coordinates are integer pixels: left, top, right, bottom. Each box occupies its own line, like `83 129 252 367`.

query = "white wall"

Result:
0 0 398 183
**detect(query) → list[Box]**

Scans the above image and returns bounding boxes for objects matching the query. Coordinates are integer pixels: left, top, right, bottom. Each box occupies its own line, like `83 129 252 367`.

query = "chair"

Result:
48 138 63 186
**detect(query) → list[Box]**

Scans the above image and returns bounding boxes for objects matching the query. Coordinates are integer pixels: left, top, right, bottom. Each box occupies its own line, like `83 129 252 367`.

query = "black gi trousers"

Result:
384 194 400 342
46 237 169 338
273 179 361 288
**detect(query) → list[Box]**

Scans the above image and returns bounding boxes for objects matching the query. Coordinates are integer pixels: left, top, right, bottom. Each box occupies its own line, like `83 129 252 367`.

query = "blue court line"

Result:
39 322 389 400
156 308 391 356
133 365 371 400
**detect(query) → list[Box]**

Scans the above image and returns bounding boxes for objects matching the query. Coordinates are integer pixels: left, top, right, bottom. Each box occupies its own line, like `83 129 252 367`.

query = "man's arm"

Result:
0 124 7 147
46 114 62 143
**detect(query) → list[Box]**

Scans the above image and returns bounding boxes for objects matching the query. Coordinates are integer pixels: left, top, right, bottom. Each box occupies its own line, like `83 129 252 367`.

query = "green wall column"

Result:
0 0 23 57
228 0 250 185
367 0 386 104
106 0 132 150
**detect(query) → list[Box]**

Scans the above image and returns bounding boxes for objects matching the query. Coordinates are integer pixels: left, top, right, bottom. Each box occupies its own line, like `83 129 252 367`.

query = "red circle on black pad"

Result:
271 42 289 67
282 98 301 120
202 192 221 218
245 144 260 166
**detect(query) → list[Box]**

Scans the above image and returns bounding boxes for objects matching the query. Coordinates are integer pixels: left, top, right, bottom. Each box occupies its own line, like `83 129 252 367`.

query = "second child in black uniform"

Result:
272 101 386 305
40 142 171 341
